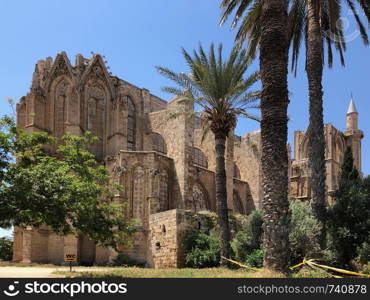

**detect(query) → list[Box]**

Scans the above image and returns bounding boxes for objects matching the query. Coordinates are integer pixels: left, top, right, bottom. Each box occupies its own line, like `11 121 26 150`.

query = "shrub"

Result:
361 263 370 275
0 237 13 261
245 249 263 268
327 178 370 266
184 232 220 268
231 210 263 262
326 148 370 267
356 242 370 265
288 200 323 264
113 253 139 267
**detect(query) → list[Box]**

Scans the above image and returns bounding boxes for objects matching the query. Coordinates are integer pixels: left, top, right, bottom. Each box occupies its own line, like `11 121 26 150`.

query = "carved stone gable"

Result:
50 56 70 82
87 61 107 82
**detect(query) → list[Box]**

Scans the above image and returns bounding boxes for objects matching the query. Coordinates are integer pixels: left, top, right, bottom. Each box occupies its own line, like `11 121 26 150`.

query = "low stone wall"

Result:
13 209 248 268
148 209 217 268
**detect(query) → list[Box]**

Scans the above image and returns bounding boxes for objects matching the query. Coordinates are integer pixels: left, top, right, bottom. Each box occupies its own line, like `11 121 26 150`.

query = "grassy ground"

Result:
0 262 338 278
53 267 287 278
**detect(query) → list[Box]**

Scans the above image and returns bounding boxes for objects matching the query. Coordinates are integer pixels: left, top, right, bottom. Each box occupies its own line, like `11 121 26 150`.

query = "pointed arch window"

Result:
54 79 71 141
151 133 167 154
234 162 241 179
193 148 208 168
126 96 136 151
86 84 105 159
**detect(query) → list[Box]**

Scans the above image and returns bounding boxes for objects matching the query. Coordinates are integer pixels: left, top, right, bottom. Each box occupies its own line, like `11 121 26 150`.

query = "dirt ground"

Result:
0 266 116 278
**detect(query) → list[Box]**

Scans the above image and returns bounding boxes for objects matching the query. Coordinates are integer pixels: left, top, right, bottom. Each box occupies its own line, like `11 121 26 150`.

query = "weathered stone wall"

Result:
148 210 178 268
12 228 23 262
147 97 194 209
105 151 176 265
233 131 263 209
30 229 49 263
148 209 252 269
233 179 255 214
78 236 96 265
47 233 64 264
148 209 215 268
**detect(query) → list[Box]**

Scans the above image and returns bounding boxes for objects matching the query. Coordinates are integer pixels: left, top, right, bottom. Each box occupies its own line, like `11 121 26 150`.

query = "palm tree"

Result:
156 43 260 265
220 0 370 242
254 0 290 272
220 0 291 271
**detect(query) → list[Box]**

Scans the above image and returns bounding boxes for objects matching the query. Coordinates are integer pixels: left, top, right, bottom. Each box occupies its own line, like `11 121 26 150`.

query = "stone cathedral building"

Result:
12 53 363 267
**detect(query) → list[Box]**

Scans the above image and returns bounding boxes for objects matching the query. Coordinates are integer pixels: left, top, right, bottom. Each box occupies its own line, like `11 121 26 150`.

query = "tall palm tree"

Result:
220 0 370 241
156 43 260 265
220 0 291 271
255 0 290 272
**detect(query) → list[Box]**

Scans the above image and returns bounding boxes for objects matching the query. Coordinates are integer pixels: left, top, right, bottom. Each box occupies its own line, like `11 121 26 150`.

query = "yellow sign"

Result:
64 254 77 262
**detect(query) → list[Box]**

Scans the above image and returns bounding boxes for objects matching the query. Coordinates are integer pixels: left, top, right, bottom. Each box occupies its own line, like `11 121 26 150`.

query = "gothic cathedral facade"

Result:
12 53 363 267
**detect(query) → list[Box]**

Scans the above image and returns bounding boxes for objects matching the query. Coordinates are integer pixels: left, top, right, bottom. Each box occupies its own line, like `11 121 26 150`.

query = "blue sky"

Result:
0 1 369 182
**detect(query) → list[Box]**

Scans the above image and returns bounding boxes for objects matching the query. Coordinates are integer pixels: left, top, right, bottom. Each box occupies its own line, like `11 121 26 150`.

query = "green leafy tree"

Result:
339 146 360 184
288 200 322 264
231 209 263 263
0 117 134 248
327 147 370 267
219 0 370 248
0 237 13 261
232 202 324 265
184 232 221 268
245 249 264 268
356 242 370 265
0 116 15 187
156 43 260 265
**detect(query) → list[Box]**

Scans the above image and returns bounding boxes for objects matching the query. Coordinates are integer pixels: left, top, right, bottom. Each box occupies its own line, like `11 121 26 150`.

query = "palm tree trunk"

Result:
306 0 327 239
214 131 231 265
259 0 290 272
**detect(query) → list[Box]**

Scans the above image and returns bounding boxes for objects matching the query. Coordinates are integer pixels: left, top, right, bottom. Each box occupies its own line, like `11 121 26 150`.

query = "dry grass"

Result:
53 267 285 278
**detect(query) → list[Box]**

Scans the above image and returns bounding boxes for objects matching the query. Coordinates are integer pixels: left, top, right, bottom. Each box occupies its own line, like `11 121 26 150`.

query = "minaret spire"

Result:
346 95 358 131
347 96 358 115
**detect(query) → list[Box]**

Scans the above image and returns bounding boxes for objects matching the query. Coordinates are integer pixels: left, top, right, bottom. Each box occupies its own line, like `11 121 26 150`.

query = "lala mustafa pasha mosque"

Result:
12 53 364 268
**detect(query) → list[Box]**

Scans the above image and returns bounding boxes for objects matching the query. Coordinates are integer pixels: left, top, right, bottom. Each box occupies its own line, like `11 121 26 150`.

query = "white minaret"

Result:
345 96 363 173
346 97 358 131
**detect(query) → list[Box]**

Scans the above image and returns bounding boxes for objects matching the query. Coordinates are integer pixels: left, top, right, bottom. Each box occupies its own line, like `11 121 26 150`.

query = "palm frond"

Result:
237 110 261 122
220 0 370 74
289 0 306 75
357 0 370 24
347 0 369 44
156 43 261 134
200 124 211 144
